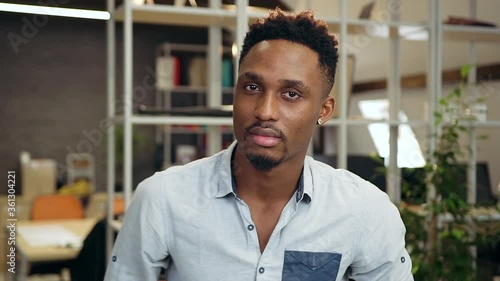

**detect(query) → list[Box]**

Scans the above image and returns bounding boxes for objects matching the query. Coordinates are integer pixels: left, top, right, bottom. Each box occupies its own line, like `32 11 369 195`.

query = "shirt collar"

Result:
295 171 311 203
215 141 313 204
214 141 237 198
301 156 314 203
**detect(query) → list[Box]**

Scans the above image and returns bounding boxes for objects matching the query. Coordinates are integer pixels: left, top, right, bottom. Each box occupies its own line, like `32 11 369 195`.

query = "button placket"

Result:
235 199 259 250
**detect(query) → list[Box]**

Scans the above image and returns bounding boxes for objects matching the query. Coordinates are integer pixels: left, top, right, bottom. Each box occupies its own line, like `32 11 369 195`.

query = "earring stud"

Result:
317 119 323 125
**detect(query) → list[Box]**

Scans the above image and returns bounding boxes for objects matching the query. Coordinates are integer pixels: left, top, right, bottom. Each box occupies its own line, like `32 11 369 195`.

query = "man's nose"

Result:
254 92 279 121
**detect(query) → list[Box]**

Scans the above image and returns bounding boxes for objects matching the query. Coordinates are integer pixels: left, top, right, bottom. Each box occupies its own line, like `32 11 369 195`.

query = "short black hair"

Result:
239 8 339 97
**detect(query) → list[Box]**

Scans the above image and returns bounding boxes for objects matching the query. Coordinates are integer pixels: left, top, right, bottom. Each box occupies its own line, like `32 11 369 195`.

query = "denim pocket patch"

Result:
282 250 342 281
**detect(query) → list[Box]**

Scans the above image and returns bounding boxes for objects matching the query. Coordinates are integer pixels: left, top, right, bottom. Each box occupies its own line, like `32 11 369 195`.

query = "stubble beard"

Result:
245 153 284 172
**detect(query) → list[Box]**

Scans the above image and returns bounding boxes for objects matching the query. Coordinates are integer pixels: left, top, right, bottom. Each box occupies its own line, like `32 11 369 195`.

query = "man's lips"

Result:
247 127 282 147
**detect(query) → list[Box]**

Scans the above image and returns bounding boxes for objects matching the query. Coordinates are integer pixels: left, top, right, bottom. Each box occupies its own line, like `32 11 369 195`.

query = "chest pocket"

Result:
282 250 342 281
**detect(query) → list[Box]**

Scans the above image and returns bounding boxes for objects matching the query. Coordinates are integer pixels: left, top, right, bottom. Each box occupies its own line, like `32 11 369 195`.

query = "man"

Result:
104 8 414 281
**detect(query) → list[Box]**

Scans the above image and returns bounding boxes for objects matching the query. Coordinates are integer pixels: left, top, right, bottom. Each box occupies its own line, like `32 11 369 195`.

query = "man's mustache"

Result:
244 122 286 142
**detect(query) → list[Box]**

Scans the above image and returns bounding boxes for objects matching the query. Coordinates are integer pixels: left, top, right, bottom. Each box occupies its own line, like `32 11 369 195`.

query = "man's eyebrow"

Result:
279 79 310 92
238 73 311 92
239 72 262 82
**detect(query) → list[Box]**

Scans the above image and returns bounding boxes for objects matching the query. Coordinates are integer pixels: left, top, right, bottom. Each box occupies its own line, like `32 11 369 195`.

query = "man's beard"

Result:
245 153 283 172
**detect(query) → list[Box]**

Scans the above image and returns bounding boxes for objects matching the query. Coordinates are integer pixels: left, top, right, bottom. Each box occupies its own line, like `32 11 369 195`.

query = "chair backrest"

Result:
31 194 85 220
113 198 125 216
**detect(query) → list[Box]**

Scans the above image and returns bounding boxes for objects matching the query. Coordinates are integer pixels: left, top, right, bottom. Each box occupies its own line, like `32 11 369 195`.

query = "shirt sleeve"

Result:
348 186 414 281
104 175 170 281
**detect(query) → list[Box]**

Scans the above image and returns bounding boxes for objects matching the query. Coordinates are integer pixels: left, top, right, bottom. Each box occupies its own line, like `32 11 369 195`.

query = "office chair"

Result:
69 196 125 281
29 194 85 280
31 194 85 220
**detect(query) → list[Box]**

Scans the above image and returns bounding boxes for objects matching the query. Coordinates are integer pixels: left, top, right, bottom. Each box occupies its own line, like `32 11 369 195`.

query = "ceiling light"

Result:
0 2 110 20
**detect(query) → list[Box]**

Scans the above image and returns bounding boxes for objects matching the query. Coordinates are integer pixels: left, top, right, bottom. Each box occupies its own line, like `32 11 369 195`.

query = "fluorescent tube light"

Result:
0 2 110 20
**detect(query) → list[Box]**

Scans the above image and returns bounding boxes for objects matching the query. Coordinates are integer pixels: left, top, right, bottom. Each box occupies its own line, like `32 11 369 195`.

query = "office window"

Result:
359 99 426 168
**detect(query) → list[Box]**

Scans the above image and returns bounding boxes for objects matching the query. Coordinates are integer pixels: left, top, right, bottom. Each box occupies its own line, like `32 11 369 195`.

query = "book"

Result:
222 58 233 87
156 55 181 90
188 56 207 87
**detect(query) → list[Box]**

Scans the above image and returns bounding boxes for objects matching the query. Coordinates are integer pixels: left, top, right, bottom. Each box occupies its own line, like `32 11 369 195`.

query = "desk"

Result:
8 218 96 281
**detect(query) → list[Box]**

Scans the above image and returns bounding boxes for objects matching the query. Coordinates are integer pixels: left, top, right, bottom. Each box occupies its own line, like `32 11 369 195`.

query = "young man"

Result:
104 8 414 281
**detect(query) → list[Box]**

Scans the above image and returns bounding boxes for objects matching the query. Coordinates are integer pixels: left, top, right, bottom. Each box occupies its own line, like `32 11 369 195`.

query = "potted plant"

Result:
109 125 153 191
401 65 499 280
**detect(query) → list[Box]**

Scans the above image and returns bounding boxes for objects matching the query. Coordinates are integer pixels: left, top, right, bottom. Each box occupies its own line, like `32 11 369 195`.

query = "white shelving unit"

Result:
105 0 500 258
154 42 235 167
432 0 500 206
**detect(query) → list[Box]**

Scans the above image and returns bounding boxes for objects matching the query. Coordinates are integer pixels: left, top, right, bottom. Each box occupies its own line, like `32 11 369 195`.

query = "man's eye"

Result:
283 91 301 100
244 84 259 91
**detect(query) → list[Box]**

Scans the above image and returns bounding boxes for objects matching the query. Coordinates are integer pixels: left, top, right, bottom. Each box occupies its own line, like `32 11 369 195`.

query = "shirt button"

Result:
258 267 265 274
247 224 254 231
112 256 117 262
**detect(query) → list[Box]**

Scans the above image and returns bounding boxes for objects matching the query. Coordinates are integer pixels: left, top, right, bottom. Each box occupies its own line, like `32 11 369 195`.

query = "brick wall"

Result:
0 13 209 194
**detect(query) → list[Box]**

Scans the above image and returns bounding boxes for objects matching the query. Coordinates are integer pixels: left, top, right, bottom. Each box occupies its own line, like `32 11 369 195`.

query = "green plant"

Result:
113 125 150 167
401 65 499 280
104 125 153 178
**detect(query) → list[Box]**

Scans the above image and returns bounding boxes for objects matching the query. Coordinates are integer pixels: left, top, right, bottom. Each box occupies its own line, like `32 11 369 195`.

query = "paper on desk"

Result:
18 225 83 248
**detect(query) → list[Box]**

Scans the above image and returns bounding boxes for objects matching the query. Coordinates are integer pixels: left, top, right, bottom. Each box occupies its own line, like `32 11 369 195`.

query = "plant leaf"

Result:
460 64 471 80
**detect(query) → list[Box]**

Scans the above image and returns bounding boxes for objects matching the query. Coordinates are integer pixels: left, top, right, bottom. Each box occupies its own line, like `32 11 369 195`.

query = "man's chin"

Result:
246 153 282 172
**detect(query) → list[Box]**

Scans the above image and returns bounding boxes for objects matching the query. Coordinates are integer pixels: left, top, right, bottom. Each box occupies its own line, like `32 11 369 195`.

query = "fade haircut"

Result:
239 8 339 97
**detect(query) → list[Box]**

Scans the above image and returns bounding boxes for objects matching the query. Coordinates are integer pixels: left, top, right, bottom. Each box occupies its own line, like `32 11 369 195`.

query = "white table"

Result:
5 218 96 281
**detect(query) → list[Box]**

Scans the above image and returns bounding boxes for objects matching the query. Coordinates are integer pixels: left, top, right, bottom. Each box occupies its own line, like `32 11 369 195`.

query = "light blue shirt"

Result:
104 141 413 281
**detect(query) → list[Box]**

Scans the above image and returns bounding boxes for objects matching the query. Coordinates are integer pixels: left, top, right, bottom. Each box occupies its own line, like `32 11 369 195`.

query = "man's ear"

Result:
318 96 335 124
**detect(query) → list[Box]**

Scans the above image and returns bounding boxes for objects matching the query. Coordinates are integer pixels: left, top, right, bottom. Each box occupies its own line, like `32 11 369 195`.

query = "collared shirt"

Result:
104 141 413 281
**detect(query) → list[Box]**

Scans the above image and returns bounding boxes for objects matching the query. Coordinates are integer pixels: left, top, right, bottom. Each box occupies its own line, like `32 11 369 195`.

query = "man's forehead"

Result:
240 39 319 65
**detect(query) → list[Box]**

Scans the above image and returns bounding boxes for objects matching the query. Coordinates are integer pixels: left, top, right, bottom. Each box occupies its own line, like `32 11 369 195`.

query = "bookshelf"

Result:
153 42 235 167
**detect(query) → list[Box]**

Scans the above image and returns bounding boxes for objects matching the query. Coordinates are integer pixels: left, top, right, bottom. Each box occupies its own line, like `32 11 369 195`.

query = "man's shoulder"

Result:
307 157 377 189
137 151 224 194
158 153 220 177
307 156 392 207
